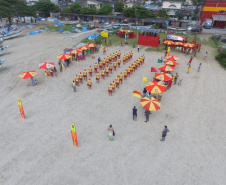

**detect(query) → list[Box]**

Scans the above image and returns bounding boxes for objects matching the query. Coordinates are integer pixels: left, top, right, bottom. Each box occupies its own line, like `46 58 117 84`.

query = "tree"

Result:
79 7 97 15
157 9 169 19
191 0 207 5
0 0 36 25
123 6 156 19
33 1 59 14
98 4 113 15
114 2 124 13
69 2 81 13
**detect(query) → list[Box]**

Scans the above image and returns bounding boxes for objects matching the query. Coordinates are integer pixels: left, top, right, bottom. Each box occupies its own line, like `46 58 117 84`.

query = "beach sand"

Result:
0 28 226 185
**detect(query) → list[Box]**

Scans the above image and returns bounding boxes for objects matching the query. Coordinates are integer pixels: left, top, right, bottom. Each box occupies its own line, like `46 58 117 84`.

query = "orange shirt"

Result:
130 66 133 71
88 80 92 85
119 74 123 79
109 64 113 69
113 62 117 66
127 68 130 73
133 63 136 68
101 69 105 75
83 71 87 76
94 64 98 68
118 59 121 63
112 82 115 88
105 67 109 72
118 51 121 55
75 77 79 82
109 85 112 90
109 55 112 59
124 71 127 76
89 67 92 72
99 62 102 66
103 59 106 65
79 74 82 79
116 77 119 83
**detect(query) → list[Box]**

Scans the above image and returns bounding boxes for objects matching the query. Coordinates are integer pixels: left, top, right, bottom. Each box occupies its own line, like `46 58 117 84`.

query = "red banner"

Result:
138 35 159 47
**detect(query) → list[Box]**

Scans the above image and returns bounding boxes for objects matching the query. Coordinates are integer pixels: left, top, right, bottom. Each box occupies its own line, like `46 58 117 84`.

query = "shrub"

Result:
215 50 226 69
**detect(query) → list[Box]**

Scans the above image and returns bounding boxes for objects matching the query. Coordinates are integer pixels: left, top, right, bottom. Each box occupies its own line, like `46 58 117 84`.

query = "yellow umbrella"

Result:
140 97 161 111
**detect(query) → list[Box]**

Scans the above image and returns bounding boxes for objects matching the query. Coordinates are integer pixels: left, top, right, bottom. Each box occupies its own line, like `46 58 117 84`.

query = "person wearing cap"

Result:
118 50 121 58
112 53 115 61
109 63 113 73
72 80 76 92
96 72 100 83
117 58 121 68
75 75 79 86
113 61 117 71
102 58 106 67
87 79 92 89
119 73 123 84
94 63 98 73
106 56 109 64
116 76 120 88
105 66 109 76
112 81 115 92
124 70 127 80
161 125 170 141
101 69 105 79
108 84 112 96
127 67 130 77
109 55 112 62
83 69 87 80
130 65 133 75
79 72 83 84
89 66 92 77
126 54 129 62
115 51 118 60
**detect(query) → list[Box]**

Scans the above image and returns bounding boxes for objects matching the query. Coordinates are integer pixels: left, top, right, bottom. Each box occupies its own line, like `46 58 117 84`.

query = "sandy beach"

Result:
0 27 226 185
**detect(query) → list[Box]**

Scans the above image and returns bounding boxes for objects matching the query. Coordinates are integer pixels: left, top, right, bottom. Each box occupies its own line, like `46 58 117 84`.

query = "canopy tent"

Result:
137 28 160 33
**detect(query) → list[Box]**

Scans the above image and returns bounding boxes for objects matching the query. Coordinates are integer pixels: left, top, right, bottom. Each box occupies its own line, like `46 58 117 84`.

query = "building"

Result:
25 0 39 6
144 3 162 13
162 1 182 17
180 5 197 20
87 0 104 9
124 2 140 8
200 0 226 28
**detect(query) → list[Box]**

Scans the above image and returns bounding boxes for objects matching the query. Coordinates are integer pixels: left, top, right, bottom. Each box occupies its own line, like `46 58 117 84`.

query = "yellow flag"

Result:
143 77 148 82
101 32 108 38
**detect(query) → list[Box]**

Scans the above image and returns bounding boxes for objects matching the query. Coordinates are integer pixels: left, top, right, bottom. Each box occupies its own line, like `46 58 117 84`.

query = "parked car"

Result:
113 24 121 29
203 18 213 29
191 27 202 33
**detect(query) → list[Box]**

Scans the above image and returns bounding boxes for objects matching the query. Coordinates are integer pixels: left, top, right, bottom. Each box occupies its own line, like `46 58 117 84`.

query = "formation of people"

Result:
108 55 145 96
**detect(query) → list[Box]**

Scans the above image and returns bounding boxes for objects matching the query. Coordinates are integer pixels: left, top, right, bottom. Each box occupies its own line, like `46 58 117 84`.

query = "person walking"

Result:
160 125 170 141
198 63 202 72
53 67 57 77
107 125 115 141
174 73 179 85
72 80 76 92
187 56 193 65
142 88 147 98
187 64 191 74
144 109 150 122
137 45 140 52
204 51 208 60
133 106 137 120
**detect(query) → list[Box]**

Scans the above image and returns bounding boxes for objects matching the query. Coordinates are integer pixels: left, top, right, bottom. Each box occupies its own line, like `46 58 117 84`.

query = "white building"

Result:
162 1 182 16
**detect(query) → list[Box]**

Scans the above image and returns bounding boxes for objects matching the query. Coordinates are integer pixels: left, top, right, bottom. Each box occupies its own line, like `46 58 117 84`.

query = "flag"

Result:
157 59 162 63
133 91 142 99
151 67 158 72
101 32 108 38
45 70 50 77
143 77 148 82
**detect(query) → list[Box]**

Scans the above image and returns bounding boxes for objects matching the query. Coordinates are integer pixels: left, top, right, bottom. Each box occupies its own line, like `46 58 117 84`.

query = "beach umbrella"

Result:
159 65 174 72
164 41 174 45
39 62 54 69
57 54 71 60
155 72 172 81
163 60 179 66
70 49 82 54
184 43 194 48
88 43 97 47
145 81 167 94
140 97 161 111
19 71 38 79
119 29 125 32
174 42 184 46
63 48 73 52
78 46 90 50
126 30 133 33
167 56 180 61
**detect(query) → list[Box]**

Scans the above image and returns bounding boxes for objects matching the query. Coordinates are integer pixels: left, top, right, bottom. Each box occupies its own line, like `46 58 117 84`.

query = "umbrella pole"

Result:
45 75 48 88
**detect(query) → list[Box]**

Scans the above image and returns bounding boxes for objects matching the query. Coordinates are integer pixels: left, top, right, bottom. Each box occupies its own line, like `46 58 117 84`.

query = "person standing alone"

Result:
161 125 170 141
138 45 140 52
133 106 137 120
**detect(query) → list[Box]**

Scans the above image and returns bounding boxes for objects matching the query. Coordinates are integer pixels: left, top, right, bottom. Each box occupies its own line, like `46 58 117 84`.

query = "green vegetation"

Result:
0 0 36 25
31 1 59 13
114 2 124 13
123 6 156 19
44 25 82 32
208 37 218 49
98 4 113 15
157 10 169 19
216 51 226 69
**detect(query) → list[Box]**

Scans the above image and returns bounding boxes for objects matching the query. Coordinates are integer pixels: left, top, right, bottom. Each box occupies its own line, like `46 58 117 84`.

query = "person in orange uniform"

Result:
87 79 92 89
116 76 120 88
94 62 98 73
112 53 115 61
106 56 109 64
119 72 123 84
105 66 109 76
109 63 113 73
102 58 106 67
79 72 83 83
75 75 79 86
83 69 87 80
133 62 136 72
113 61 117 71
109 55 112 62
115 51 118 60
89 66 92 77
130 65 133 75
127 67 130 77
128 52 131 60
108 83 112 96
96 72 100 83
118 58 121 68
99 61 103 70
124 70 127 80
137 58 141 67
112 81 115 92
126 54 129 62
101 69 105 79
118 50 121 58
